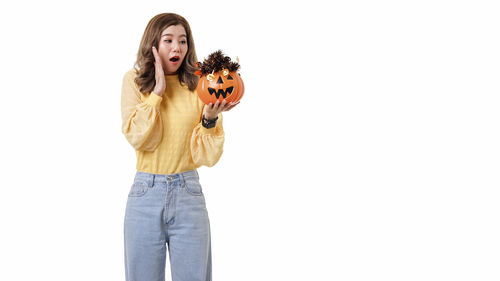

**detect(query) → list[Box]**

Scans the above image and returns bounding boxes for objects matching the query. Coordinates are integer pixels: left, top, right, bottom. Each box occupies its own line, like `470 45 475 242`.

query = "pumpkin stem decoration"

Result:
194 50 244 105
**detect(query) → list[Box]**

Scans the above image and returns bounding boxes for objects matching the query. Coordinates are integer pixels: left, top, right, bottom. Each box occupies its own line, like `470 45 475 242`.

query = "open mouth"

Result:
208 86 234 99
169 56 180 62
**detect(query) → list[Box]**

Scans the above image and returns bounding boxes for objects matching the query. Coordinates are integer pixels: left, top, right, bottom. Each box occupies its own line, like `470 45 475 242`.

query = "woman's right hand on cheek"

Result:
152 46 166 97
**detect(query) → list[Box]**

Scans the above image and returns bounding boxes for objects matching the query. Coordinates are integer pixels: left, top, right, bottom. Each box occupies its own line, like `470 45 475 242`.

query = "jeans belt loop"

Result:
180 173 185 186
149 174 155 187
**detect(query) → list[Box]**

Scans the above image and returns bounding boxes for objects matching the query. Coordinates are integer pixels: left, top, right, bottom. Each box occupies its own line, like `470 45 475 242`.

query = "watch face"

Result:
202 117 217 128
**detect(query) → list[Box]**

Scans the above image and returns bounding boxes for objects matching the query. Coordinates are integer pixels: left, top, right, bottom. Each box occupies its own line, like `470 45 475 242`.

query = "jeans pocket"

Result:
184 178 203 196
128 181 149 197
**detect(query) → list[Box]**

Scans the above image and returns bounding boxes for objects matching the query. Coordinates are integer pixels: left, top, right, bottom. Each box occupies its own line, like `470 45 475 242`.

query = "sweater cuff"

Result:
200 124 217 135
145 93 162 108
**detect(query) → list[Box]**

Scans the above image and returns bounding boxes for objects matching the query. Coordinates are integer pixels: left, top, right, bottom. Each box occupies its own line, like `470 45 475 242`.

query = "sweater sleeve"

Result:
121 70 163 151
190 112 225 167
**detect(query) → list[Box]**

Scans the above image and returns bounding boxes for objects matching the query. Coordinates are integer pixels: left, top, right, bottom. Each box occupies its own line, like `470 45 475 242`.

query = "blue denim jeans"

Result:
124 169 211 281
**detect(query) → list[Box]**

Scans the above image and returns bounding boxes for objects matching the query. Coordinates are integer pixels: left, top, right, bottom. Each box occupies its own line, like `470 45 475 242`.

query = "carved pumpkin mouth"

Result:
207 86 234 99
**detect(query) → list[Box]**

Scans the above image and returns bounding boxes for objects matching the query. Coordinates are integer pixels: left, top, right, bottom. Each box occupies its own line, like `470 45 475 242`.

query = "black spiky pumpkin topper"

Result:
194 50 240 77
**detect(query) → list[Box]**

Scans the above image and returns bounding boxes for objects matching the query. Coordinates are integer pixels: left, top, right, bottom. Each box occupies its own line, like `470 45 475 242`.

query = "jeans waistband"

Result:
134 169 199 187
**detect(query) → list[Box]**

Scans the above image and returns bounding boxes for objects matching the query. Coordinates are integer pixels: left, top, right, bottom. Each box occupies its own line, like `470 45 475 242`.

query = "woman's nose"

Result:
172 43 180 52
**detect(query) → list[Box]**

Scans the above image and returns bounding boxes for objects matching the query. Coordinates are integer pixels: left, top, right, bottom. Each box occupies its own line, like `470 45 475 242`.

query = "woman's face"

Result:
157 24 188 75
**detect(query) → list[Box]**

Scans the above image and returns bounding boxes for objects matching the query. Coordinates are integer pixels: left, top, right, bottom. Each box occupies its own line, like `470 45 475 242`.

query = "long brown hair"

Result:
133 13 200 93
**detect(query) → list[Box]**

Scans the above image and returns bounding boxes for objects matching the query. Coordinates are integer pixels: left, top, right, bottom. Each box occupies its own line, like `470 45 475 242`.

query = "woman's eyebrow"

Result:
161 34 187 38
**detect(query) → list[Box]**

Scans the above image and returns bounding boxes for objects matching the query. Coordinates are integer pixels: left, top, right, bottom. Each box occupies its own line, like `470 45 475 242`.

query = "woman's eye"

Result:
164 40 186 44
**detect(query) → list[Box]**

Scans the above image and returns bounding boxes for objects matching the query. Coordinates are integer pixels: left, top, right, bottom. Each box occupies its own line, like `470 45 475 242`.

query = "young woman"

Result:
121 13 238 281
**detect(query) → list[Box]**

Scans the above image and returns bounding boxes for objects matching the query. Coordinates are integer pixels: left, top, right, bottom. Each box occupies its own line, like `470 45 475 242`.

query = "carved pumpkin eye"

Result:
227 74 233 80
217 76 224 84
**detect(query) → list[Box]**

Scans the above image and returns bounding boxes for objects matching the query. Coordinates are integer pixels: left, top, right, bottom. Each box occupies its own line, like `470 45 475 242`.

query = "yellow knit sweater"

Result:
121 68 224 174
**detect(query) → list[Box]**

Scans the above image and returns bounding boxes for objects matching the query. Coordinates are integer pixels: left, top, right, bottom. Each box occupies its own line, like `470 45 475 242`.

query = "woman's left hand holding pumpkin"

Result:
203 100 240 120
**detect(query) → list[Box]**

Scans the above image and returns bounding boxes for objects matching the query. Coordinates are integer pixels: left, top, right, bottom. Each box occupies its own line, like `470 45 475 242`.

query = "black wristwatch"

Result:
202 115 218 129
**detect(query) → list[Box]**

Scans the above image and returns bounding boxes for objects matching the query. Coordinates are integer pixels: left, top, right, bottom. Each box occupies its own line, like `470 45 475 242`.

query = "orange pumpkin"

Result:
196 70 244 105
194 50 244 105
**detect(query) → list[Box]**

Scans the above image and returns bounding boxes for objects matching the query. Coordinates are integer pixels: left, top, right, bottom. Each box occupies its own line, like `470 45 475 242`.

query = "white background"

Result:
0 0 499 280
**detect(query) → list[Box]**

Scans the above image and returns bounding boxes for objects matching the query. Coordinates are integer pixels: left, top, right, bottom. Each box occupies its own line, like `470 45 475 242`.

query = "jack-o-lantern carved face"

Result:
196 70 244 104
194 50 245 105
